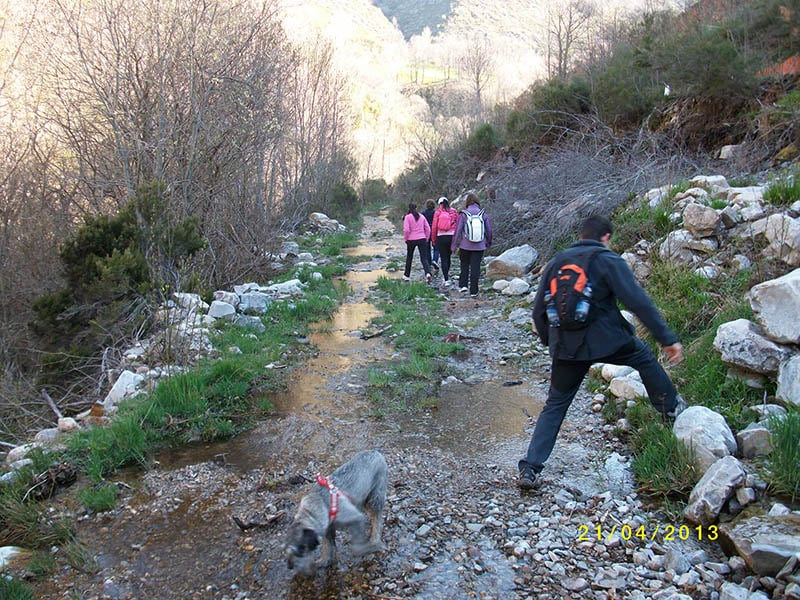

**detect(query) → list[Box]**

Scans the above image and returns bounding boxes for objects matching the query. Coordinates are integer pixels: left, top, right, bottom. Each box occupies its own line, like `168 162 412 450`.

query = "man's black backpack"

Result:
545 248 604 330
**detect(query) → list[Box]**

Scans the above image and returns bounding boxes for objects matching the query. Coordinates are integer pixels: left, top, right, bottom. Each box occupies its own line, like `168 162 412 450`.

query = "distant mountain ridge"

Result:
371 0 453 39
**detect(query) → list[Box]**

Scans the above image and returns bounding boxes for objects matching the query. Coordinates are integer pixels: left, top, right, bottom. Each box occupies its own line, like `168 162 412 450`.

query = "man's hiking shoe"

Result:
432 262 440 271
518 469 539 491
666 395 687 420
402 275 411 282
459 287 468 294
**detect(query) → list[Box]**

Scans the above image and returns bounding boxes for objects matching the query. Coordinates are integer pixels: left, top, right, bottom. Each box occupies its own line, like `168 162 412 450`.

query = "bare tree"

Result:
279 37 356 222
544 0 595 80
459 35 494 120
27 0 355 289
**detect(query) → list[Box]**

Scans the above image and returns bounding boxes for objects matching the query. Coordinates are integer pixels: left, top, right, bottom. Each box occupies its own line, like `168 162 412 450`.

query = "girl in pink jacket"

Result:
403 203 433 283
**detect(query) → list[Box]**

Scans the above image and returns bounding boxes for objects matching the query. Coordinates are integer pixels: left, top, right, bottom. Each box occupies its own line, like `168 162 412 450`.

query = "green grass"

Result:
764 171 800 206
0 477 75 548
646 260 752 342
298 231 359 257
625 399 699 499
364 276 460 410
764 410 800 502
28 550 57 577
611 196 674 252
0 576 35 600
77 482 119 513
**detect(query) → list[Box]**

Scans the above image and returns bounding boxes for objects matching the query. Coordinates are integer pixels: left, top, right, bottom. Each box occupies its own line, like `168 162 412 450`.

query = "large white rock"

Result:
749 268 800 344
102 370 145 408
690 175 729 192
777 355 800 405
659 229 717 265
239 291 272 314
486 245 538 280
684 455 745 526
674 406 737 473
764 213 800 266
713 319 789 375
501 277 530 296
208 300 236 319
264 279 305 297
171 292 209 313
683 202 721 238
727 186 766 206
213 290 239 307
609 376 647 400
0 546 25 569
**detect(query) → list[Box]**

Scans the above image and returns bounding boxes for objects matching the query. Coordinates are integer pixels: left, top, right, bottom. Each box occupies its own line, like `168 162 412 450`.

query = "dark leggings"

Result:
404 239 431 277
458 249 483 294
436 235 454 281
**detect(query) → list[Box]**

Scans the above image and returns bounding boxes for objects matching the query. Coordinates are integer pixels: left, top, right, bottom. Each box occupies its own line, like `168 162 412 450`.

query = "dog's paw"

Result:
352 541 385 556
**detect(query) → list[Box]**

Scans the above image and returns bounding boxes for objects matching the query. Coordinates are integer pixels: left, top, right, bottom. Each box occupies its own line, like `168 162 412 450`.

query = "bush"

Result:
0 576 35 600
322 182 360 224
592 44 659 125
31 181 204 384
360 178 389 205
392 152 455 204
654 26 754 99
465 123 504 161
626 400 699 499
504 77 592 151
78 482 119 512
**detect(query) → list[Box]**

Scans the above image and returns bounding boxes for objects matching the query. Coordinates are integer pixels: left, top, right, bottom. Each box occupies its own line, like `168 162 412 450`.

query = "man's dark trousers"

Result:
519 338 677 474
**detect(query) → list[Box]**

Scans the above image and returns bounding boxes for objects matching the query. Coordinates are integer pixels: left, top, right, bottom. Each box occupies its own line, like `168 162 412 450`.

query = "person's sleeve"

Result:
532 271 548 345
604 254 679 347
431 212 439 243
484 214 492 248
402 216 409 241
424 217 431 239
451 213 464 251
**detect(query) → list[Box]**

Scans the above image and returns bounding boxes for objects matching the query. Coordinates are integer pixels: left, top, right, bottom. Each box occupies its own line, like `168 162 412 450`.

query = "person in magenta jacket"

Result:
431 197 459 289
403 203 433 283
451 192 492 297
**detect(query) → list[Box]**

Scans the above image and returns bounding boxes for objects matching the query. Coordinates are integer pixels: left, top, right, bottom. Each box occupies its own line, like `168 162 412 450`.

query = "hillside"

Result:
372 0 452 38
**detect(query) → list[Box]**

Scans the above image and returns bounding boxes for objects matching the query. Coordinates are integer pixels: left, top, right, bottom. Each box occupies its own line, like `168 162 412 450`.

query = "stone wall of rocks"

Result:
480 173 800 589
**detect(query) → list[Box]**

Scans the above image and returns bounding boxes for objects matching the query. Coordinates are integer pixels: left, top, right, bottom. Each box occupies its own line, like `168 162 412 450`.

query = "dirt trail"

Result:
25 213 724 600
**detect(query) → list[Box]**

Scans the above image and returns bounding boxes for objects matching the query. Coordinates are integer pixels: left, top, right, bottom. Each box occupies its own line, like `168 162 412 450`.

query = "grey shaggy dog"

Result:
285 449 387 575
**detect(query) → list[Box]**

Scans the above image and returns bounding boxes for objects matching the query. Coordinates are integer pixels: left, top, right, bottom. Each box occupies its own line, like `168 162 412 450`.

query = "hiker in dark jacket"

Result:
518 215 686 490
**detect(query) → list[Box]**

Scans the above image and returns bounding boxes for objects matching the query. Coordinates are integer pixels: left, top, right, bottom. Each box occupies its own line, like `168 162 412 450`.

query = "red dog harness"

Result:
316 474 351 523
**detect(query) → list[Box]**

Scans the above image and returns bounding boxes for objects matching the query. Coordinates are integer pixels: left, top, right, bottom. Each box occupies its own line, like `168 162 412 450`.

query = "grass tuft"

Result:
77 482 119 512
625 399 698 499
0 576 36 600
764 410 800 502
764 170 800 206
611 196 674 252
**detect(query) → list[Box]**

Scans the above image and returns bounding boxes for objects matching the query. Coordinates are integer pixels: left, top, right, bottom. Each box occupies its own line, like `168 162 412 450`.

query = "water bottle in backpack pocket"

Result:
547 248 603 330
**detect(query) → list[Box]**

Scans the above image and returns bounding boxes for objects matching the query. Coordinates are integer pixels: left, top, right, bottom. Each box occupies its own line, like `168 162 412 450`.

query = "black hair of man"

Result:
580 215 613 241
